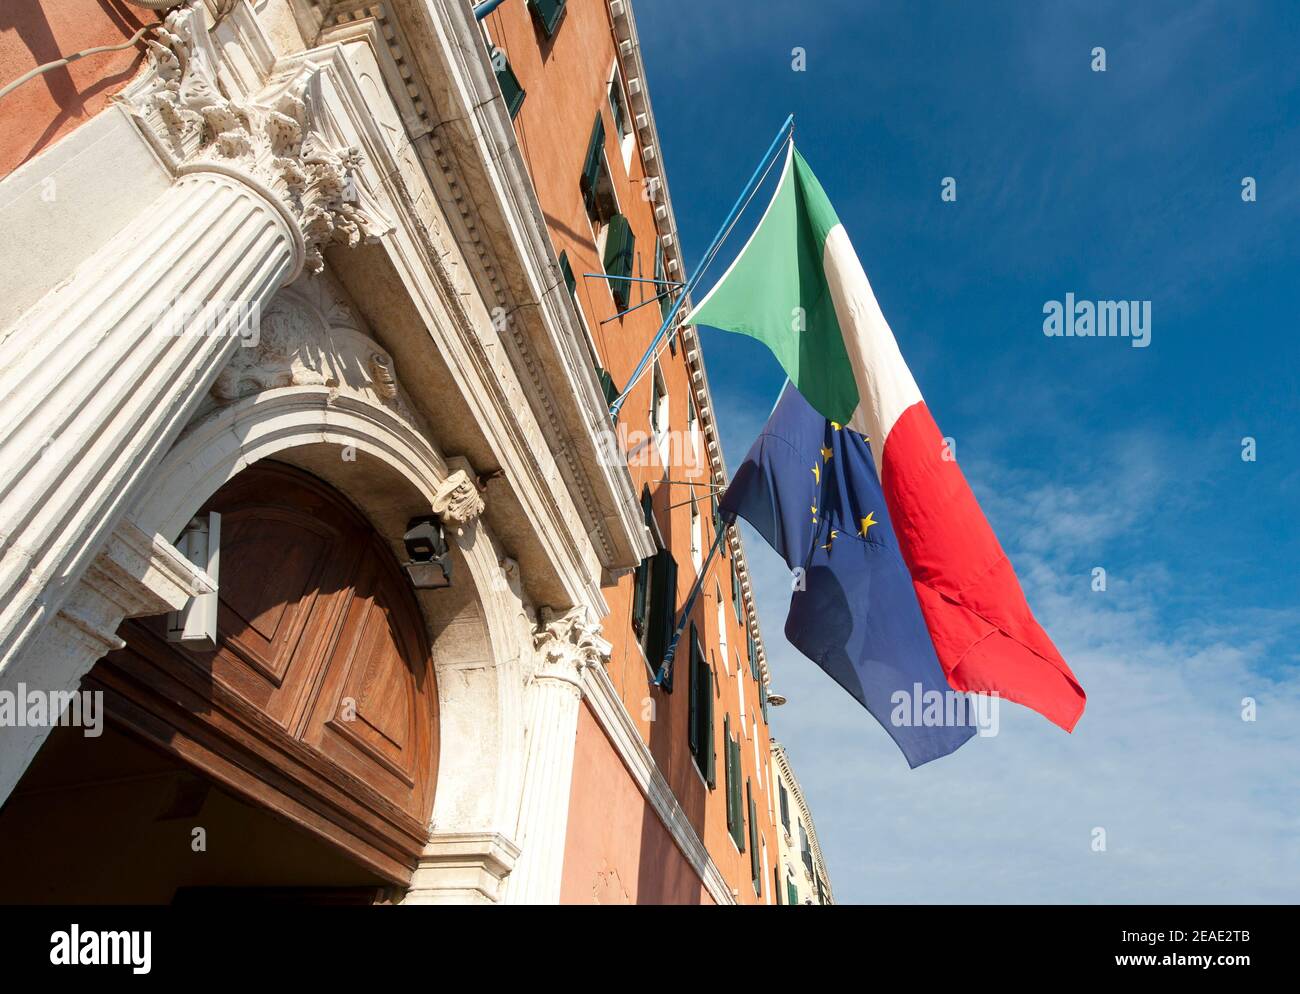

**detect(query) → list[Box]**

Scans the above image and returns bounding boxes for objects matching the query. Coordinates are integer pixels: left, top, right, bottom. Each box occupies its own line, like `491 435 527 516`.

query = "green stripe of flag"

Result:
686 145 860 425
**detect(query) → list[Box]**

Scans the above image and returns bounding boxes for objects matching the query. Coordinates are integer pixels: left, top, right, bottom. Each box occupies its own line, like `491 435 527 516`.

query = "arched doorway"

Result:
0 462 439 899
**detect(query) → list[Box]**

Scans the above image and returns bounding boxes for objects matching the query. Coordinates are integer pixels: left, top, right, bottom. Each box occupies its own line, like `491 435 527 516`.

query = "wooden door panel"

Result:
96 462 439 882
304 542 433 821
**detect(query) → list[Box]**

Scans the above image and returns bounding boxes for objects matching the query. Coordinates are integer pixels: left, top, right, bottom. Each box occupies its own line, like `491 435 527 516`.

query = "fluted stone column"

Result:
0 2 388 805
502 606 611 904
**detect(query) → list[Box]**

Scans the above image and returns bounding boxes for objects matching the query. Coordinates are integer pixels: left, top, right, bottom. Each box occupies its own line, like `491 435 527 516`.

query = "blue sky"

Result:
636 0 1300 902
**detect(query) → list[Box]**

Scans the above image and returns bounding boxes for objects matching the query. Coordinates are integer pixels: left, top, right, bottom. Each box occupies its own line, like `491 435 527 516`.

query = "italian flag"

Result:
687 144 1085 732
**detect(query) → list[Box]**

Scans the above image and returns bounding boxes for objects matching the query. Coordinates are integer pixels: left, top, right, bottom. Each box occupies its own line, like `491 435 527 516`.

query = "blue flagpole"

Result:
609 113 794 418
473 0 509 19
653 521 730 687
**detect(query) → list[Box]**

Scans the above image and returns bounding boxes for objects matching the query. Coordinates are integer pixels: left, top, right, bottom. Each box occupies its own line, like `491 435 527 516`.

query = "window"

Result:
578 111 632 311
654 239 675 321
687 623 714 785
738 662 746 734
528 0 566 37
601 213 635 310
774 865 784 905
800 822 814 876
581 114 618 229
779 780 790 832
686 391 699 464
715 582 728 673
730 557 742 624
748 629 760 681
607 63 635 171
633 488 677 686
689 495 702 572
747 779 761 894
488 45 525 119
631 488 653 636
650 361 669 468
724 714 745 851
787 874 799 907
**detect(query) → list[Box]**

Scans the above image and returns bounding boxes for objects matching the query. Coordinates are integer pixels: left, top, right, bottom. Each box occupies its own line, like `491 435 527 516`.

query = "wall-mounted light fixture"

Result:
167 513 220 650
403 516 452 589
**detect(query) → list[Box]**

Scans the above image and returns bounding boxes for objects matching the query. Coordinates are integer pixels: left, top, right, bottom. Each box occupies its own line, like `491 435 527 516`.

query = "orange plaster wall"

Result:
0 0 151 179
561 702 712 905
489 0 779 905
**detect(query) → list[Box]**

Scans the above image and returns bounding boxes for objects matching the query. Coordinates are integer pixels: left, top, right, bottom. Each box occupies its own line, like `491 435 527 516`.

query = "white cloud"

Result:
754 439 1300 903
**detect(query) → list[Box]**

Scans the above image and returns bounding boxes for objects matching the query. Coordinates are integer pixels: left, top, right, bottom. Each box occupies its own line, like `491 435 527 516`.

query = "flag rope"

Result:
609 114 795 418
652 522 730 687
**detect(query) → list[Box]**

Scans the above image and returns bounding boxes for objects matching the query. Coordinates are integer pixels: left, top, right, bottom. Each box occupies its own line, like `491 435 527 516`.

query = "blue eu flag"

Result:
721 384 976 767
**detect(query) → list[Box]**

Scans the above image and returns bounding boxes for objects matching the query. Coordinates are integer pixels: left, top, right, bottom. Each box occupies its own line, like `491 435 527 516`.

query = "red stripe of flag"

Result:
880 401 1087 731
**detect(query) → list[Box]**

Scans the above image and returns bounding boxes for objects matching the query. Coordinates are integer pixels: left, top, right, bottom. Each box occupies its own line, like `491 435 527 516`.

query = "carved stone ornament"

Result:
431 469 486 527
532 605 613 673
129 2 392 273
207 273 411 413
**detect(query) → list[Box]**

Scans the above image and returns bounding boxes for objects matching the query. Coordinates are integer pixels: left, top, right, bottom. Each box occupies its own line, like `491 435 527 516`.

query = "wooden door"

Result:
90 462 439 883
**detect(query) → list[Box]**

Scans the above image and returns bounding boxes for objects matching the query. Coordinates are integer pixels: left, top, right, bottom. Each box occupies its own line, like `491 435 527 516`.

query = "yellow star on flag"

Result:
831 421 842 431
858 512 878 537
821 529 838 551
810 504 817 523
811 462 820 485
820 446 833 462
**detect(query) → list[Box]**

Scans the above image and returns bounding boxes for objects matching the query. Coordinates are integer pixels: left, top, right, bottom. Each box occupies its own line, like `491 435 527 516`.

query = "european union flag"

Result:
721 384 976 767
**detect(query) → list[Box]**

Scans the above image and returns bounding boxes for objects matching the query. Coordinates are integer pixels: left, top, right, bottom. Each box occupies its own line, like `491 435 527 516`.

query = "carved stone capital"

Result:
532 604 612 685
432 465 485 528
125 2 393 275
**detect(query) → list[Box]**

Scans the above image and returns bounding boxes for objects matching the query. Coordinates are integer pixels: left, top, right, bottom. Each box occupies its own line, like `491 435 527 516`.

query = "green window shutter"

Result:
748 780 761 891
748 632 759 681
580 113 606 214
731 559 742 623
734 737 745 853
645 550 677 684
760 684 769 723
787 878 799 906
602 214 635 309
631 555 649 638
688 622 701 757
528 0 566 36
704 661 716 787
595 367 619 407
493 52 526 119
558 250 576 298
655 240 673 320
632 490 654 638
728 717 738 831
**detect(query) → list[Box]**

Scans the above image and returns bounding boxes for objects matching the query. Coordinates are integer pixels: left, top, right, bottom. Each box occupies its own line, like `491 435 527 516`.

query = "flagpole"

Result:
652 522 730 687
609 113 794 418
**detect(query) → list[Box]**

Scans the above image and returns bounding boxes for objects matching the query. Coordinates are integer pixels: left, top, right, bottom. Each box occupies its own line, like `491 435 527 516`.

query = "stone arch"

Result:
127 304 529 862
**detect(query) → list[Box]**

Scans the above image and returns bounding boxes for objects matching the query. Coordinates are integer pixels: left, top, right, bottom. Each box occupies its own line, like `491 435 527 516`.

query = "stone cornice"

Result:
324 0 655 581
